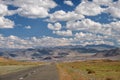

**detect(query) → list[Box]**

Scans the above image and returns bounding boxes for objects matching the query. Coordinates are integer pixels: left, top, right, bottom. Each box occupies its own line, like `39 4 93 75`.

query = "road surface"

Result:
0 64 59 80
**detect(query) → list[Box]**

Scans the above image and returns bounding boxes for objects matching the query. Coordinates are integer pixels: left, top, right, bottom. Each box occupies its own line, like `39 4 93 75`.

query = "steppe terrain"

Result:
0 57 120 80
0 46 120 80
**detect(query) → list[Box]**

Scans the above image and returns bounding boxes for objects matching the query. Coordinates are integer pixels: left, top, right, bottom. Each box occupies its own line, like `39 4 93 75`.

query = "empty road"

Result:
0 64 59 80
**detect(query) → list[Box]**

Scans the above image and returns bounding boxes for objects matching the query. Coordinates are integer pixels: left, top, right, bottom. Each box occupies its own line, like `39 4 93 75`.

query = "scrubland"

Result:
0 57 42 75
57 60 120 80
0 57 120 80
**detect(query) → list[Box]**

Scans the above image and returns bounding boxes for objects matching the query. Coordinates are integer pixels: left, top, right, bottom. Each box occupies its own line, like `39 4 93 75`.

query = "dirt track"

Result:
0 64 59 80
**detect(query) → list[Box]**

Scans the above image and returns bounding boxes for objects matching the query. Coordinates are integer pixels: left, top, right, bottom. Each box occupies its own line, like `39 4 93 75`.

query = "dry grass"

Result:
0 57 43 75
57 60 120 80
0 65 34 75
0 57 42 66
56 64 72 80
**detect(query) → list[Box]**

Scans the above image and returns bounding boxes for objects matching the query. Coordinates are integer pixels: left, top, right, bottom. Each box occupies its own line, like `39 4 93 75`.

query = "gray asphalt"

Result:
0 64 59 80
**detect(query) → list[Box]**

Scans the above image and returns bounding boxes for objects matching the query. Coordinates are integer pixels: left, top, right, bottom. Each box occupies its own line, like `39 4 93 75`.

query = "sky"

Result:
0 0 120 48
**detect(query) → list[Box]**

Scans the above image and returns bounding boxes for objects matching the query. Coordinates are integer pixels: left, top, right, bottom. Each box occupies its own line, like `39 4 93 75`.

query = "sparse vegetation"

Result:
1 57 120 80
0 57 43 75
0 65 34 75
57 60 120 80
0 57 42 65
106 77 113 80
86 69 95 74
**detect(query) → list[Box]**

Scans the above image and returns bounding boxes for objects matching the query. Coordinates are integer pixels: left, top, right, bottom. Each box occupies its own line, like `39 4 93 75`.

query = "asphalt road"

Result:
0 64 59 80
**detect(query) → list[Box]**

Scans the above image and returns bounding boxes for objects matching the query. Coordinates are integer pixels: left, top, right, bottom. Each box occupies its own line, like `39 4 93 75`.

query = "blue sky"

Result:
0 0 120 48
1 0 81 38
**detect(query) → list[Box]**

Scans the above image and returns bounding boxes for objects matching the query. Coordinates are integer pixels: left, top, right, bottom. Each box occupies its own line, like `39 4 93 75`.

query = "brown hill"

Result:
0 57 10 62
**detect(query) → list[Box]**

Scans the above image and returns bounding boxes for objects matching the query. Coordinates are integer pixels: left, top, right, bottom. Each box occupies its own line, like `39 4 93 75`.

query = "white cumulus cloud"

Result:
64 0 74 6
53 30 72 36
93 0 113 5
0 4 8 16
66 18 120 37
48 22 62 31
106 6 120 18
75 1 104 16
0 0 120 48
0 35 71 48
66 19 102 31
0 3 14 28
0 17 14 28
48 10 84 22
25 26 31 29
3 0 57 19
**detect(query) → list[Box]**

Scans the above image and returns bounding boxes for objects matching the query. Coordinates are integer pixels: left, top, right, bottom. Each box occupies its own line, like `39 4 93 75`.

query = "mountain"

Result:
93 48 120 57
84 44 116 50
0 44 118 61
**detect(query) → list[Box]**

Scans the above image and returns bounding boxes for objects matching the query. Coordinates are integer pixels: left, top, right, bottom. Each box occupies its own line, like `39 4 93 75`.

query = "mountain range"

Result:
0 44 119 61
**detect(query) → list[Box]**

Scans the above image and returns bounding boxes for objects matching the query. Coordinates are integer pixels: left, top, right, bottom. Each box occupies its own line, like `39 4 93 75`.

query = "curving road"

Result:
0 64 59 80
